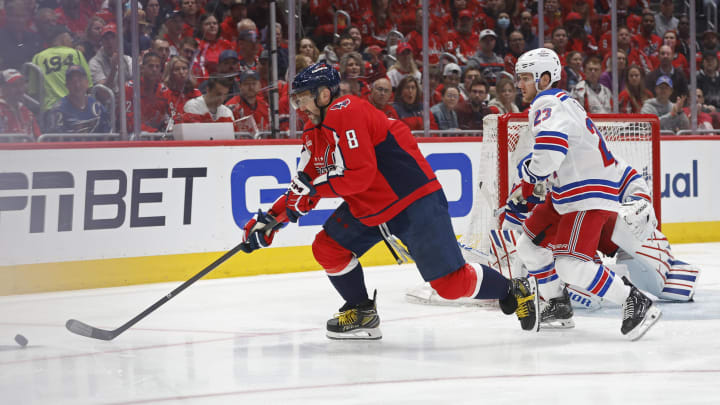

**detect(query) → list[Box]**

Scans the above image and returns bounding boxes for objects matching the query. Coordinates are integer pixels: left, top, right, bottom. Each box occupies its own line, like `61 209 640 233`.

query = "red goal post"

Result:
459 113 661 254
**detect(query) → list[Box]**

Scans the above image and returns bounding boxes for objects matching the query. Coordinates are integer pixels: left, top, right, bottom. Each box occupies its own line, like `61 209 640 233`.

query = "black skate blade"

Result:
626 306 662 341
540 318 576 330
66 319 117 341
326 328 383 340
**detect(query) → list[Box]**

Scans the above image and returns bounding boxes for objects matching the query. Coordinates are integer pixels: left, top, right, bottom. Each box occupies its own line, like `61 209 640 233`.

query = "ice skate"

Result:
540 286 575 329
500 277 540 332
621 277 662 341
326 290 382 340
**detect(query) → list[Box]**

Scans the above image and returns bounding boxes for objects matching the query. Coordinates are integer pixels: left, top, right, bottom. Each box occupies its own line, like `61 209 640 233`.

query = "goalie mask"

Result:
515 48 562 92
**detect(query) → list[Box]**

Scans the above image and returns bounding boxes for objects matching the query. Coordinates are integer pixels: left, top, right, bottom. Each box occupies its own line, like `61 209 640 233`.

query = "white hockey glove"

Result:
618 197 657 242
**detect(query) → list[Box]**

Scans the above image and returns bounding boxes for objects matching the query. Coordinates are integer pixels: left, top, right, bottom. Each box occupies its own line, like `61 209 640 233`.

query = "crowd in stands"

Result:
1 0 720 140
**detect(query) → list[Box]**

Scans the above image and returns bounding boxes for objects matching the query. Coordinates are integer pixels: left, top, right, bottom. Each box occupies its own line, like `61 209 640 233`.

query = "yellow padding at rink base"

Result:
2 222 716 295
0 242 400 295
662 221 720 244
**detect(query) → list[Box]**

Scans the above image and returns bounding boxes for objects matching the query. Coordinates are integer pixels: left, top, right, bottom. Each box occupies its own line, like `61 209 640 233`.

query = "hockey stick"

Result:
66 217 278 341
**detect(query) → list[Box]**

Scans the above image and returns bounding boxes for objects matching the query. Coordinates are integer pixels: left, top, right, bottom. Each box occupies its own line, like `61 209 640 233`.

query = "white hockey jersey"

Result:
524 88 626 214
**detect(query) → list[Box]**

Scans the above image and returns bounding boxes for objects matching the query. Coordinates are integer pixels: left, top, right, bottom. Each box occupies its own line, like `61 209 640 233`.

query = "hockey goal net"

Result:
459 113 661 254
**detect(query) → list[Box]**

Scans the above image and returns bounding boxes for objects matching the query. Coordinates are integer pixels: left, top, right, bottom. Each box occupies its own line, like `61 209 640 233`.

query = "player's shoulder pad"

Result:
531 88 569 110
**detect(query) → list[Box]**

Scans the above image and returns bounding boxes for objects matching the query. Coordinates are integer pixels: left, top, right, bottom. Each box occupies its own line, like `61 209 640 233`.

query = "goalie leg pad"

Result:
658 259 701 301
489 229 522 278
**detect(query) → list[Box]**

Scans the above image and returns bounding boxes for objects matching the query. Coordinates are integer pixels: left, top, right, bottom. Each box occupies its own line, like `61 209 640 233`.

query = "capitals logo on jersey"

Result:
330 99 351 111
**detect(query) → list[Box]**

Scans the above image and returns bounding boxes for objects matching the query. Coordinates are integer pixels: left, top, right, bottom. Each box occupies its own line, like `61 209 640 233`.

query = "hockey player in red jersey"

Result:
241 62 540 339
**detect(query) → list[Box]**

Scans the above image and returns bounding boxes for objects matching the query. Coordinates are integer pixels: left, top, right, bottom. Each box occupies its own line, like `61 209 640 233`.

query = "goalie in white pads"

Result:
502 158 700 309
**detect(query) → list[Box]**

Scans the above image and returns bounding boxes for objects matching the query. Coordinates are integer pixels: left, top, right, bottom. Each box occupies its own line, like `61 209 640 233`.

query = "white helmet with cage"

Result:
515 48 562 92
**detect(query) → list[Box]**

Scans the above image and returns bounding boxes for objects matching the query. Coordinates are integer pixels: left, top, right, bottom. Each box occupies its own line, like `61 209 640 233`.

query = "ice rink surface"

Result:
1 243 719 405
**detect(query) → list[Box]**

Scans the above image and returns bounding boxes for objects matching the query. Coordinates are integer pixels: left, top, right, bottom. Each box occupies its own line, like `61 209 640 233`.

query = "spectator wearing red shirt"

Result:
504 31 526 77
685 88 718 129
219 0 248 43
392 75 438 131
633 11 663 58
227 70 269 131
445 9 479 65
162 56 202 124
162 11 186 56
661 30 689 77
533 0 563 40
390 0 417 33
357 0 396 49
443 1 485 33
0 69 40 138
550 27 569 63
619 64 653 114
603 26 655 74
55 0 93 35
362 45 387 83
125 52 169 133
195 14 234 80
565 12 598 55
600 0 642 36
180 0 202 38
406 9 446 65
182 76 236 127
367 77 398 119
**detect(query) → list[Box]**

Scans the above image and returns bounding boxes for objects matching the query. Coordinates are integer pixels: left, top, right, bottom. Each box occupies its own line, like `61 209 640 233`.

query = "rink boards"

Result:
1 137 719 294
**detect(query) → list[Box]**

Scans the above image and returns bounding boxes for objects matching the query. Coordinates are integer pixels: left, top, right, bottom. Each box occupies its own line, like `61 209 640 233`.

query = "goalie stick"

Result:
66 216 279 341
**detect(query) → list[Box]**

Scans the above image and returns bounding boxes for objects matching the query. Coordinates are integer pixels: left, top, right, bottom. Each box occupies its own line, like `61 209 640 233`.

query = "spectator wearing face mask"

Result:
494 12 513 56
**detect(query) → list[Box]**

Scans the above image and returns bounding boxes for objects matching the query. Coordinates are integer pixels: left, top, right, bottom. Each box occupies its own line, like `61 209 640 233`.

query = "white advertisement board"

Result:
659 139 720 223
1 138 718 267
0 141 481 266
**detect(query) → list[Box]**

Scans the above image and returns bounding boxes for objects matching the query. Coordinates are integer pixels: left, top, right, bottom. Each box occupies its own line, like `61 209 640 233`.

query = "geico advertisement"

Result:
0 142 481 265
660 140 720 223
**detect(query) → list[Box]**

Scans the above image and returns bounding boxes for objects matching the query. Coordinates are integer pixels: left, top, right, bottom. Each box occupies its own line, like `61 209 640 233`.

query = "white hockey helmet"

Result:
515 48 562 91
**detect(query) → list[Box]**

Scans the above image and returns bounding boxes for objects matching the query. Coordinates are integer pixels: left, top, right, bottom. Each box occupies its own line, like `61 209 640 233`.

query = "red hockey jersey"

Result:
296 95 441 226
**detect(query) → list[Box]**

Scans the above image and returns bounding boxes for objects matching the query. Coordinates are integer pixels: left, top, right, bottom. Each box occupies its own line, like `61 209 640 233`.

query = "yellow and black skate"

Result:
500 277 540 332
326 290 382 340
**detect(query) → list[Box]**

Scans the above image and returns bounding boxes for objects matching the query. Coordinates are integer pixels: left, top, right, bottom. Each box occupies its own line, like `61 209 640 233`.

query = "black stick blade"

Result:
66 319 117 341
